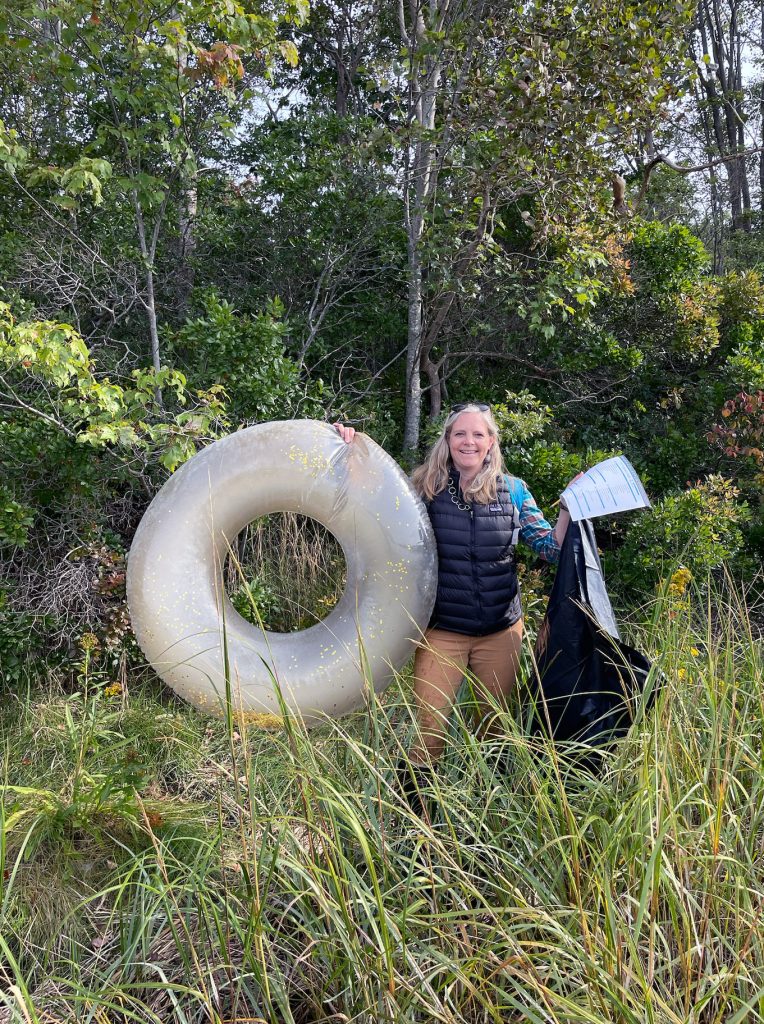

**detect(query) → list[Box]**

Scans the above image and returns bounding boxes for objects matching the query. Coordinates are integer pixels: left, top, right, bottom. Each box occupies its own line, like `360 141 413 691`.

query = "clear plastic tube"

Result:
127 420 437 724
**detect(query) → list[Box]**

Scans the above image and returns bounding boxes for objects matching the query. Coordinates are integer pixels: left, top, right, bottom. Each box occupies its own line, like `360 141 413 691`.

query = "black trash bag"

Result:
531 519 654 747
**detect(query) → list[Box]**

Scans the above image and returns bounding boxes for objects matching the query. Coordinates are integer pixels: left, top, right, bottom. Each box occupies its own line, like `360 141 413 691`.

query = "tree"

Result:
235 112 405 374
288 0 396 119
690 0 754 233
393 0 693 455
0 0 307 371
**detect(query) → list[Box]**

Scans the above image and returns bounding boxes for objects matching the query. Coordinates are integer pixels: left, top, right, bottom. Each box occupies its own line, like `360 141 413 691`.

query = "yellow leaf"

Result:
278 39 299 67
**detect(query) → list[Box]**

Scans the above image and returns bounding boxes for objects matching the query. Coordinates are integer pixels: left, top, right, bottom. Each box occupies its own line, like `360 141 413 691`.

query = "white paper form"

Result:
560 455 650 522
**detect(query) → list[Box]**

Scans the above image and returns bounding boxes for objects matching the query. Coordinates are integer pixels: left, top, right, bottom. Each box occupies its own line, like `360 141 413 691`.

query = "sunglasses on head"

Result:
450 402 491 413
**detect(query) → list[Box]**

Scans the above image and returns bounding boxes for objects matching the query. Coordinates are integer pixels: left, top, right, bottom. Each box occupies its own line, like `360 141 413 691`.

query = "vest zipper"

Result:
470 505 481 625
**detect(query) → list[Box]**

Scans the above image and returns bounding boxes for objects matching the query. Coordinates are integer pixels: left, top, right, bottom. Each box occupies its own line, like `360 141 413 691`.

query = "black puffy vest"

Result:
426 474 521 636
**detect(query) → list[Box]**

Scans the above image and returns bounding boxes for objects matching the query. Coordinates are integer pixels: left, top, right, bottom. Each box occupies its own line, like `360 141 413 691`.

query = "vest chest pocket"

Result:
476 499 520 548
478 505 511 520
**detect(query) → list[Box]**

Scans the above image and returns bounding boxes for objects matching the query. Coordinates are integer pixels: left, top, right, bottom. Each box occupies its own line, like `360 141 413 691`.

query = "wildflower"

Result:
691 647 700 657
79 632 100 652
667 567 692 597
236 710 283 730
677 668 687 681
104 682 123 697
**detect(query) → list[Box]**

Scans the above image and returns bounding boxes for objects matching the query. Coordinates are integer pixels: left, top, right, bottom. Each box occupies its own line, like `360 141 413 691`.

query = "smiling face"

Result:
447 411 495 481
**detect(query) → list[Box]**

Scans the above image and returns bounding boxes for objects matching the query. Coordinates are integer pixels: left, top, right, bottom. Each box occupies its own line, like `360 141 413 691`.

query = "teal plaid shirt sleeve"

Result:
507 476 561 564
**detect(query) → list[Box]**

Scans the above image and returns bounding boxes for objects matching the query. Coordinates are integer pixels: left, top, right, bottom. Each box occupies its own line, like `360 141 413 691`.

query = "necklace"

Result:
448 478 471 511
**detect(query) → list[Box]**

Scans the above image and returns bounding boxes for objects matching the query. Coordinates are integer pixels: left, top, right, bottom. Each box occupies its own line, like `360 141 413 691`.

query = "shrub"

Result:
0 604 44 685
717 269 764 352
165 290 326 424
493 389 553 452
0 488 34 547
708 390 764 469
629 221 710 294
627 222 720 360
0 304 229 671
607 475 751 597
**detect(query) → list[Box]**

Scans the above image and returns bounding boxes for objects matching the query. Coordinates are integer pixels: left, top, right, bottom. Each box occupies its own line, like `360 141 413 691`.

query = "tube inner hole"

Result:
225 513 347 633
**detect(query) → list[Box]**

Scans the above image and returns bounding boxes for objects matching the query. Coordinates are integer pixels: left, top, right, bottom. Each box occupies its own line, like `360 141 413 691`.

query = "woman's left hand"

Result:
553 473 583 546
560 472 584 509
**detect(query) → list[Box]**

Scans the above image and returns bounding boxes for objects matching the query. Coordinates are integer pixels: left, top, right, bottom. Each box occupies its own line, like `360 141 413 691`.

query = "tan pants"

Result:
410 621 523 762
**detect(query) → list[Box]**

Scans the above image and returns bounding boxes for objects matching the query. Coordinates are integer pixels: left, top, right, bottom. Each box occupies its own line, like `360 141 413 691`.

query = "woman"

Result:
335 403 573 770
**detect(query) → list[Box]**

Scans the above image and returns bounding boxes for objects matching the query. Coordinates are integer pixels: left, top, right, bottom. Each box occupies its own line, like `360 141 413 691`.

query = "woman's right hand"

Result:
333 422 356 444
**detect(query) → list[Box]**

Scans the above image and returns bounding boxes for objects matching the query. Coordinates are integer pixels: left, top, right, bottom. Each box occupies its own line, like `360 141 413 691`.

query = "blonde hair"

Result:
411 405 507 505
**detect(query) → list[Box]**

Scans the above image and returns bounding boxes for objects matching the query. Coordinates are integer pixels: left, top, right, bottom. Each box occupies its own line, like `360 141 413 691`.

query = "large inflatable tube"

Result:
127 420 437 724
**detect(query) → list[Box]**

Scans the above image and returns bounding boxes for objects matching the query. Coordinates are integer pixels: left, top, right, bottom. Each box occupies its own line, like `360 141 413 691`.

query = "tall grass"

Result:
227 513 346 633
1 577 763 1023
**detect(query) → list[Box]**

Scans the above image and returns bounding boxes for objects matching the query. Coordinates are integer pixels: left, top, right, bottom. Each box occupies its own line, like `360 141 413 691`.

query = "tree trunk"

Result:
421 351 442 421
735 24 751 228
760 82 764 227
145 267 162 377
692 67 725 270
760 4 764 227
400 1 443 458
697 0 753 231
132 194 163 397
709 163 725 272
335 13 349 117
177 170 197 318
402 238 423 455
398 0 489 451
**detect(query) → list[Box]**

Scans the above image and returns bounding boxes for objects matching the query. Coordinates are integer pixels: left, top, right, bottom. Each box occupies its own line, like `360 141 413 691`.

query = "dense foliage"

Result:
1 0 763 672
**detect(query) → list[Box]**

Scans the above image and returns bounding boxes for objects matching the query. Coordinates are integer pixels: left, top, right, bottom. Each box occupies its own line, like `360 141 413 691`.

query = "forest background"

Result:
1 0 764 664
1 0 764 1019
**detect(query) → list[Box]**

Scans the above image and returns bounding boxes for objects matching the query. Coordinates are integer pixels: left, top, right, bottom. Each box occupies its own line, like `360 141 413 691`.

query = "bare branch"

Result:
634 148 764 210
445 349 557 378
0 381 78 439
